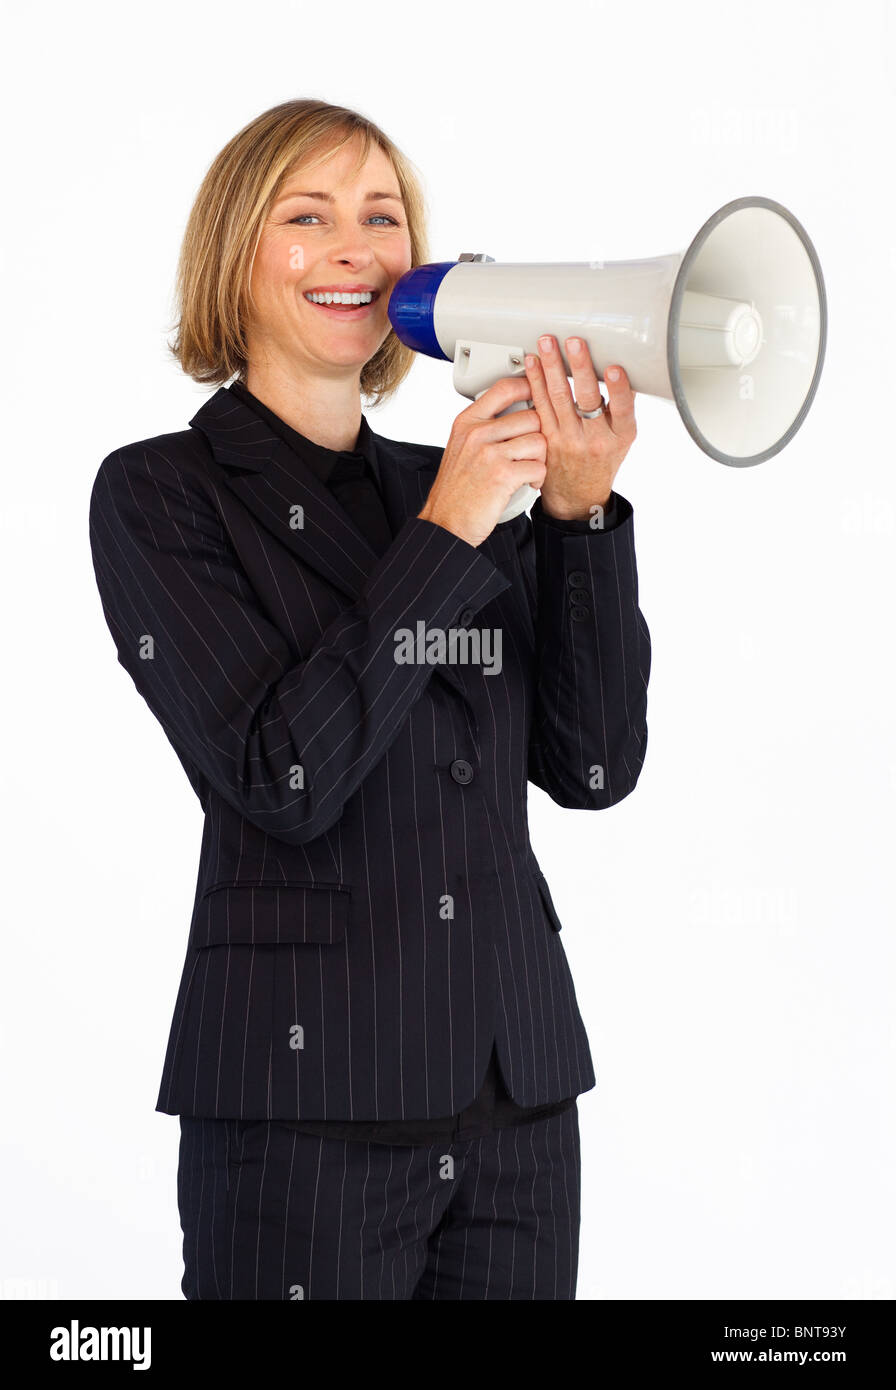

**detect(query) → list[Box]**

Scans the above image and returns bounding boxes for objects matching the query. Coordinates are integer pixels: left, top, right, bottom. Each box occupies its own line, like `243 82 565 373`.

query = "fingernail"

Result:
538 335 553 352
568 338 583 354
525 353 535 368
607 366 620 381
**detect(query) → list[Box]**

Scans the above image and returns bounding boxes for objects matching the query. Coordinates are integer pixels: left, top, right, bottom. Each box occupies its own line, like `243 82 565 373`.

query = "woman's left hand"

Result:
524 334 637 522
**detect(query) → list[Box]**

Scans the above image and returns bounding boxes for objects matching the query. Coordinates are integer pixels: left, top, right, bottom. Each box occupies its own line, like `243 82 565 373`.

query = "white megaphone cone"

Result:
387 196 827 523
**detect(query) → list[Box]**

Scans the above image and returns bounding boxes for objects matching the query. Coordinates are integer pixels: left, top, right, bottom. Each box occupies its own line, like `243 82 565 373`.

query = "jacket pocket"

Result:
528 865 564 933
191 881 350 947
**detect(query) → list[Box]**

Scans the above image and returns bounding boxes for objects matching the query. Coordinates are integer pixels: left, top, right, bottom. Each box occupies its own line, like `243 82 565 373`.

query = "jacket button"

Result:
568 570 588 587
569 588 590 604
450 759 474 784
457 607 475 626
570 605 591 622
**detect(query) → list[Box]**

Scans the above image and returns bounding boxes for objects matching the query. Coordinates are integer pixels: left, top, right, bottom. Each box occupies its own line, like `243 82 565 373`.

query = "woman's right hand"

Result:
417 377 547 547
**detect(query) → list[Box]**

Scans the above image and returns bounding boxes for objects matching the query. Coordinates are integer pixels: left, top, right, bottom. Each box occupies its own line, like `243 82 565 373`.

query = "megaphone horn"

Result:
387 195 827 523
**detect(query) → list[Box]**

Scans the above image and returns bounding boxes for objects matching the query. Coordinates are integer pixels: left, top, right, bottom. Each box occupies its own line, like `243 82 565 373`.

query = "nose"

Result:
329 239 376 267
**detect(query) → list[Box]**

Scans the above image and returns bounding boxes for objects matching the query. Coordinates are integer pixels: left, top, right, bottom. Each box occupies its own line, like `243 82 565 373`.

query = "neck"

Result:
242 356 363 452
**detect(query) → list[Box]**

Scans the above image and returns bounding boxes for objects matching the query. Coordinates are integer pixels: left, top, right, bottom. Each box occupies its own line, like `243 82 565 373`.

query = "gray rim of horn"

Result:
667 195 828 468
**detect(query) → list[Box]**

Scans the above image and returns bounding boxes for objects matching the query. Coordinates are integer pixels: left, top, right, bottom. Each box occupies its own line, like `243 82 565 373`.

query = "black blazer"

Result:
88 386 651 1121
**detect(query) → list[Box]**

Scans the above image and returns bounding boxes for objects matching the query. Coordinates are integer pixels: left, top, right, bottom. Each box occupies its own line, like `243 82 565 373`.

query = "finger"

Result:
475 405 544 443
535 334 579 425
564 337 610 423
523 347 559 434
470 375 535 421
603 365 637 437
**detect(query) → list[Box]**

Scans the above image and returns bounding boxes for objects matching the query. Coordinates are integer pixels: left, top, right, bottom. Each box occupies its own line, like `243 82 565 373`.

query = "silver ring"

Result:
575 398 606 419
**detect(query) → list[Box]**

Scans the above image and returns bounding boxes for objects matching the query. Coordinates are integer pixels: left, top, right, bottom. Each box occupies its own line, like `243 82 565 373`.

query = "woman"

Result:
89 98 650 1300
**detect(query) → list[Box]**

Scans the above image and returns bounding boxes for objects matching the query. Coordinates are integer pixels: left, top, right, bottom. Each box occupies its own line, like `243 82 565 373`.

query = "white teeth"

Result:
304 290 374 305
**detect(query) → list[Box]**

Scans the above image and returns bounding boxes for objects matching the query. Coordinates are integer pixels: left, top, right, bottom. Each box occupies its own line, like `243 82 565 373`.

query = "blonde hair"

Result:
167 99 430 406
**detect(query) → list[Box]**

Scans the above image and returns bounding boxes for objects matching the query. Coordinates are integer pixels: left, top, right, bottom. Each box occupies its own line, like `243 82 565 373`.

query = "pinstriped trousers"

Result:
177 1105 581 1300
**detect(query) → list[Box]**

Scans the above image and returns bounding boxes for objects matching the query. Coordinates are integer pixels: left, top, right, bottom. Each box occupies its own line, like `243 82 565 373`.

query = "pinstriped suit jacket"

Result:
88 385 651 1121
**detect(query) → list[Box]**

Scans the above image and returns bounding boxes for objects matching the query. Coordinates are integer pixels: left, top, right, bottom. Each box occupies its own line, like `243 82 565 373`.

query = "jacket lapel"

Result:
188 387 477 698
190 387 404 603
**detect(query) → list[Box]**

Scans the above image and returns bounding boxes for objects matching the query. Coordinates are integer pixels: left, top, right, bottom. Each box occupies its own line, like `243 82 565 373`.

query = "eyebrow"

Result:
274 189 405 206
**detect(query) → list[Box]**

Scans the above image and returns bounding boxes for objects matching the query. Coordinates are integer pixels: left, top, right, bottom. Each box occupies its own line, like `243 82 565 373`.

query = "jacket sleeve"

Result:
509 491 651 809
88 444 511 845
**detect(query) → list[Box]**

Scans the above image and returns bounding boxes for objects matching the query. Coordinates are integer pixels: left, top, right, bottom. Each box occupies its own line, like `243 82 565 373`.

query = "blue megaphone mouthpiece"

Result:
386 262 455 360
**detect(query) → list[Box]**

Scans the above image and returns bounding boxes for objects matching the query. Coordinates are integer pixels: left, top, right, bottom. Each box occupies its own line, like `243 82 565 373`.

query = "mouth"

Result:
302 288 381 320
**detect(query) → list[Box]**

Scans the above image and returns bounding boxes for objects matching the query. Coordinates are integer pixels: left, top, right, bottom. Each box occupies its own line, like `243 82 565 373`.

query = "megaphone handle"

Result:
474 390 541 525
453 340 541 523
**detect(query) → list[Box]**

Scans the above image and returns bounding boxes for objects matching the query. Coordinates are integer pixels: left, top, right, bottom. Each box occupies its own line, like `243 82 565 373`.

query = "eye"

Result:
287 214 400 226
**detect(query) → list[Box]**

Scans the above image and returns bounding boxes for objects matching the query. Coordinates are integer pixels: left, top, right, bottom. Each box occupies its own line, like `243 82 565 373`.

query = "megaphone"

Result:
387 195 827 523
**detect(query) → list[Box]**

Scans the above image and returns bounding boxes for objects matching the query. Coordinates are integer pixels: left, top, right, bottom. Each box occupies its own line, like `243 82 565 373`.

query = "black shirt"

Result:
226 378 582 1145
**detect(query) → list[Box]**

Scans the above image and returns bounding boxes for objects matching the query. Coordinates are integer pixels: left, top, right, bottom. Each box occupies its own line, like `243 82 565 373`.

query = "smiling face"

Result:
245 138 413 381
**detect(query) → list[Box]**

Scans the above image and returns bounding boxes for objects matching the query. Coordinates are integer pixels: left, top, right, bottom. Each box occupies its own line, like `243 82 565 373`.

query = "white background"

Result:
1 0 893 1302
